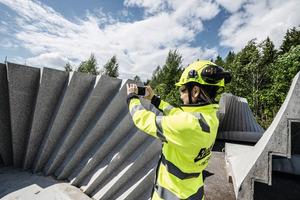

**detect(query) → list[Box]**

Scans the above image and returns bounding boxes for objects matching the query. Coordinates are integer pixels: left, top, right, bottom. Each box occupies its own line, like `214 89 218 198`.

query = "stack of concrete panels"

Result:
0 62 162 200
2 62 298 200
225 72 300 200
217 93 264 142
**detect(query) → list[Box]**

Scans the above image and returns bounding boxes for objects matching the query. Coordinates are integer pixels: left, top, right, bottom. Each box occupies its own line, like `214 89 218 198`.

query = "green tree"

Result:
149 49 184 106
271 45 300 104
214 55 225 67
103 55 119 78
77 53 99 75
133 75 141 82
64 62 73 72
279 26 300 55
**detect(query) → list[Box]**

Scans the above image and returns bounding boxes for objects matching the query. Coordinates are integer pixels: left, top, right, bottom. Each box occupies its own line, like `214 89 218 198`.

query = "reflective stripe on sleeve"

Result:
191 113 210 133
155 183 204 200
155 116 168 143
161 154 200 180
163 104 174 115
130 104 144 117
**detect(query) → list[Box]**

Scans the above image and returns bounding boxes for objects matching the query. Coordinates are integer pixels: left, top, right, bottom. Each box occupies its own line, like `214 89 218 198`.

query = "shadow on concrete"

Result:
254 171 300 200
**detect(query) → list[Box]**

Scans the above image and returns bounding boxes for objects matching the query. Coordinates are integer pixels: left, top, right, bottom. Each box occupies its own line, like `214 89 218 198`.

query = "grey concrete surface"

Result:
217 93 264 142
23 67 69 170
0 167 91 200
55 79 141 180
0 63 13 166
6 63 40 168
33 71 96 173
44 75 122 176
225 72 300 200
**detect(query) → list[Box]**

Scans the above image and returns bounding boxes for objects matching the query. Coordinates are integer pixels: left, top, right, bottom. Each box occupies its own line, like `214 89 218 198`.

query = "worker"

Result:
126 60 231 200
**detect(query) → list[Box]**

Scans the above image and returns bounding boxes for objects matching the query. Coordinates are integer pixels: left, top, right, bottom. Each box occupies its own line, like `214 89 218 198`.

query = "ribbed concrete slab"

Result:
91 139 161 199
23 67 69 170
33 71 96 173
0 63 13 166
55 79 141 180
44 75 122 176
225 72 300 200
6 63 40 168
217 93 264 142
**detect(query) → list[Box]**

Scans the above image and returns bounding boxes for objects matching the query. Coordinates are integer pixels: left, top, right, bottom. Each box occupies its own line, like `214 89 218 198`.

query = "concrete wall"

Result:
0 62 162 200
2 62 293 200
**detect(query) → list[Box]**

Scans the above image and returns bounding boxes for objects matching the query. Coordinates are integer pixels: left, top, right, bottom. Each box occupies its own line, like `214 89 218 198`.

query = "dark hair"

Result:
186 82 220 104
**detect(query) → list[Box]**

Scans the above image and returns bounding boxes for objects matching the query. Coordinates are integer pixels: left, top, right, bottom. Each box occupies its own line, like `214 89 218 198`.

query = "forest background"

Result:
65 26 300 129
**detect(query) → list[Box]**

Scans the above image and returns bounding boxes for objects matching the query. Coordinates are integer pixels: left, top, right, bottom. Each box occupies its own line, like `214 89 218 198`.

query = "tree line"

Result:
64 26 300 129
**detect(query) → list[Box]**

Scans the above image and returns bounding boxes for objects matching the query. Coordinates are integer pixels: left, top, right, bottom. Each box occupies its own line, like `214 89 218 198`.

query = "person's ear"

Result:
193 86 200 98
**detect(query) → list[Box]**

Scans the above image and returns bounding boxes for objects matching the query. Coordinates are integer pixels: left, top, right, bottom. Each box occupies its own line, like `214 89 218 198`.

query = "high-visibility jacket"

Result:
127 94 219 200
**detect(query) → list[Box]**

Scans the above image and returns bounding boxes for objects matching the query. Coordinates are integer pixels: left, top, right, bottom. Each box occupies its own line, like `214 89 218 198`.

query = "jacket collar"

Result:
180 103 219 113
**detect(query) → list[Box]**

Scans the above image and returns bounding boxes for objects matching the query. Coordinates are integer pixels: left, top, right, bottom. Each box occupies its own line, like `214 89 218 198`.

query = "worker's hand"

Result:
126 83 138 95
142 86 154 100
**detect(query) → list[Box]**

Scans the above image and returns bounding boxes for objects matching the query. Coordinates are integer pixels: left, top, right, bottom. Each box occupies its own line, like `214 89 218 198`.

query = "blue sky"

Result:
0 0 299 80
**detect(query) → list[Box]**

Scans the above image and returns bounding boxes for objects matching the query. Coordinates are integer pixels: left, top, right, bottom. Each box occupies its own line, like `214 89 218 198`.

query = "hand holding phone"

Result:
137 86 146 95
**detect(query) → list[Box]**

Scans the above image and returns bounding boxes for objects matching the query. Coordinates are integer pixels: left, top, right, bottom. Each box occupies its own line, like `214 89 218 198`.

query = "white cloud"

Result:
219 0 300 51
216 0 247 13
26 52 69 69
1 0 219 80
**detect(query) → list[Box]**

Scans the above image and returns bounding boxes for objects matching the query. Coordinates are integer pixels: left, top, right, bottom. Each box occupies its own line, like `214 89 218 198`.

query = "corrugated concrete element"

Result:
44 75 122 176
0 62 161 199
6 63 40 168
0 63 13 166
217 93 264 142
33 71 96 173
23 67 69 170
225 72 300 200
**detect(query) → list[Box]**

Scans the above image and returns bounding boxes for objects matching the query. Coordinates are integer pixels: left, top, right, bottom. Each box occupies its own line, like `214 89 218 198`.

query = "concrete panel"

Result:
68 98 160 186
6 63 40 168
23 67 69 170
217 93 264 142
44 75 122 176
122 169 154 200
69 113 137 186
80 129 153 193
225 72 300 200
92 140 161 199
33 71 96 173
55 79 140 180
0 63 13 166
85 135 159 196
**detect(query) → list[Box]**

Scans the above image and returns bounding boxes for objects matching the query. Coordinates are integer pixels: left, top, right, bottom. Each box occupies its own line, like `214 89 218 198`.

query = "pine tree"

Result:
77 53 99 75
64 62 73 72
103 56 119 78
279 26 300 55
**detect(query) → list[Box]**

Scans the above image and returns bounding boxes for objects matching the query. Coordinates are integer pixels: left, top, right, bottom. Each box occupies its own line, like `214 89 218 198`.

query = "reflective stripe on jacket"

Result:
128 94 219 200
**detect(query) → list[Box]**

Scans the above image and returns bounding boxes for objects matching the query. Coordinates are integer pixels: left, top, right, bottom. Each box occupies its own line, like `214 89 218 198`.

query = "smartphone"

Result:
137 86 146 95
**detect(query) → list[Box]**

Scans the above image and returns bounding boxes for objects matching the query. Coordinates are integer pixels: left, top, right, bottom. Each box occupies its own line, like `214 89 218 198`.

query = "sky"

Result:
0 0 299 80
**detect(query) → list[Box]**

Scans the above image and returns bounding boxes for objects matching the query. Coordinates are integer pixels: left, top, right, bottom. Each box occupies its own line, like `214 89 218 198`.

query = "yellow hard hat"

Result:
175 60 231 87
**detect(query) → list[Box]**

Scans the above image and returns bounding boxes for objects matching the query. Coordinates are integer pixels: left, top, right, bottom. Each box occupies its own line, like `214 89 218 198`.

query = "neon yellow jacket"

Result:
127 94 219 200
